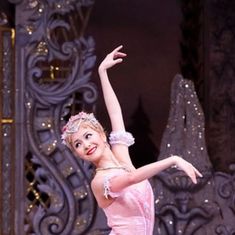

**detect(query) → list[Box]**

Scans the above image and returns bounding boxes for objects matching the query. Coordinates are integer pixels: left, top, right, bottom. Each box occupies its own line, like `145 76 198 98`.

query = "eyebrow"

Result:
73 131 90 145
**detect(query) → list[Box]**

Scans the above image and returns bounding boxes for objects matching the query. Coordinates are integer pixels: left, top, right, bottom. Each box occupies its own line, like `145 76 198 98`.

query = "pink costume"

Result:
99 130 155 234
61 115 155 233
102 169 155 235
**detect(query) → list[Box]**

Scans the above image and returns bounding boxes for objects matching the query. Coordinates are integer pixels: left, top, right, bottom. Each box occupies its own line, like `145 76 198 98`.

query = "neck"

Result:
96 165 130 173
95 149 121 169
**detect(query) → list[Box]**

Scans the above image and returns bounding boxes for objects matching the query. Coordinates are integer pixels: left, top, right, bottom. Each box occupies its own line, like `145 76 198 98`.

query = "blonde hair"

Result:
61 112 105 150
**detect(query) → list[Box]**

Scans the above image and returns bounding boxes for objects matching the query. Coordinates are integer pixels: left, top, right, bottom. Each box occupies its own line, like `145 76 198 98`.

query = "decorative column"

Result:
154 75 217 235
0 17 15 235
9 0 109 234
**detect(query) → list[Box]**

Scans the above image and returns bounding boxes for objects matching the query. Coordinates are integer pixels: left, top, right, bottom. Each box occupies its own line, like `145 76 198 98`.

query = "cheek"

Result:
74 151 87 161
72 147 84 157
99 140 107 151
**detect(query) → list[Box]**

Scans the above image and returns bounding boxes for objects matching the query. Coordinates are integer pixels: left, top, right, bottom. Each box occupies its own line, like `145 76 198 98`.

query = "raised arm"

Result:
98 46 134 167
98 45 126 131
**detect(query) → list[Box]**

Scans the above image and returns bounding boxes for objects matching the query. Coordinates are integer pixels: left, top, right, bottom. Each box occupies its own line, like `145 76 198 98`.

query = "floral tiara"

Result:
61 111 99 145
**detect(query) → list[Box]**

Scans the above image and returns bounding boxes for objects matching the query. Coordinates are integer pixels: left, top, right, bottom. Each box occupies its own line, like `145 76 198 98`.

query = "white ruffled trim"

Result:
109 130 135 147
104 176 121 199
104 176 110 199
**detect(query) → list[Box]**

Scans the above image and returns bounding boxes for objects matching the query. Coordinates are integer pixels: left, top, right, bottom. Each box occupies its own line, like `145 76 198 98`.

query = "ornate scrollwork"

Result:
12 0 99 234
216 169 235 214
14 0 97 105
215 225 235 235
26 36 97 105
214 164 235 235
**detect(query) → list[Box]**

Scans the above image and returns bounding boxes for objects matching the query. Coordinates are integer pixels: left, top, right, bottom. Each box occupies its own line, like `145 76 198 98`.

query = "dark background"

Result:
1 0 233 170
87 0 183 166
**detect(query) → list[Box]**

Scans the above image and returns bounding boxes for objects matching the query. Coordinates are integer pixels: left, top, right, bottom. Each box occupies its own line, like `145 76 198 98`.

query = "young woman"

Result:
61 45 202 235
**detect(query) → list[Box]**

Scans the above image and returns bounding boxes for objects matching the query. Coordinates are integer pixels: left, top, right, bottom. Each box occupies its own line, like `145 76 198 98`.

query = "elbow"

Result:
127 172 138 185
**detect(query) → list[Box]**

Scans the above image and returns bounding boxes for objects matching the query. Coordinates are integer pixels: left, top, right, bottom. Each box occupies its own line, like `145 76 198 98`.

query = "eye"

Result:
85 133 92 139
74 142 81 149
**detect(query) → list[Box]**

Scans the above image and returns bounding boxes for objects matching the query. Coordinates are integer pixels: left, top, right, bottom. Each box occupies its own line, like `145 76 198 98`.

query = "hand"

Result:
173 156 203 184
98 45 127 72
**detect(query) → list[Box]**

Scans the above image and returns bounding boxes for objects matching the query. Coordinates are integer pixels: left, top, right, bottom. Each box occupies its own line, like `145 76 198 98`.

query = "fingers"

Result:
191 175 197 184
111 45 126 56
194 167 203 178
187 171 197 184
175 158 203 184
183 165 202 184
108 46 126 66
114 58 124 64
114 52 127 59
108 45 123 57
190 168 203 184
113 46 127 61
113 45 123 53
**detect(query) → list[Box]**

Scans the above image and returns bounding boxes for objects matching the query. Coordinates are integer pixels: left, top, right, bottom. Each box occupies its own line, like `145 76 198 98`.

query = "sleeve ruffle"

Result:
109 130 135 147
104 175 122 199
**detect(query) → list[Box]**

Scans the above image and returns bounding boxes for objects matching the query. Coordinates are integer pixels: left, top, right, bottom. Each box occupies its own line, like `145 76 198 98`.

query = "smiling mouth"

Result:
87 146 97 155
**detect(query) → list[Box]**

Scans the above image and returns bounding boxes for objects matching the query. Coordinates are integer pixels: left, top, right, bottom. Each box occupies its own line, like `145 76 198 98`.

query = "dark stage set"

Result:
0 0 234 234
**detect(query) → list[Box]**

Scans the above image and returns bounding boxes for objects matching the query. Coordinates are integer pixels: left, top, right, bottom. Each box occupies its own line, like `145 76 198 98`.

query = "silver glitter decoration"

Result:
158 74 212 172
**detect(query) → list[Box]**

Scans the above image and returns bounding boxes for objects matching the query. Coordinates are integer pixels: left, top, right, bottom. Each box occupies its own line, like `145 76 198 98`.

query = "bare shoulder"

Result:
91 174 114 209
91 174 103 193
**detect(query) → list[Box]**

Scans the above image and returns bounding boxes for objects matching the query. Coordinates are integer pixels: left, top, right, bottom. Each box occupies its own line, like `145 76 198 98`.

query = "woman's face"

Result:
70 124 106 163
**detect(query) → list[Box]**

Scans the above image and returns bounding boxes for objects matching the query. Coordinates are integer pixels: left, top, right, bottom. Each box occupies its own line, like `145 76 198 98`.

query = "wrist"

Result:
170 155 180 167
98 65 107 75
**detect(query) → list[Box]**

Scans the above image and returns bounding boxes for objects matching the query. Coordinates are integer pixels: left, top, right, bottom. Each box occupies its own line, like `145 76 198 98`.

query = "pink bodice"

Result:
102 170 155 235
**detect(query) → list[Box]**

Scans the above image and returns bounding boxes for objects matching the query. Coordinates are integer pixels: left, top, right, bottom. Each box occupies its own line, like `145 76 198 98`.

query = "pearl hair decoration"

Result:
61 111 99 146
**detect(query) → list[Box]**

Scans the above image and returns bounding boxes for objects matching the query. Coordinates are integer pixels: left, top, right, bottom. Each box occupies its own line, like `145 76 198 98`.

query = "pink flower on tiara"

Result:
61 112 99 146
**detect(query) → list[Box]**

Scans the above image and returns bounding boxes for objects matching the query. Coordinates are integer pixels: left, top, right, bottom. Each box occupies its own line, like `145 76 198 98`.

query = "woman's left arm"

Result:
107 155 203 193
98 46 134 167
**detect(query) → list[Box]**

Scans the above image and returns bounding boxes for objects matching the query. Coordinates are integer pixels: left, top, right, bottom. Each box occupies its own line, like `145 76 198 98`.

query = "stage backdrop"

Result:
0 0 234 234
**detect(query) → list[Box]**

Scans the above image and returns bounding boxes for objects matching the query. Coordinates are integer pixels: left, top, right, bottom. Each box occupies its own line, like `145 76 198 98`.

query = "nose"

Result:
84 141 91 149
